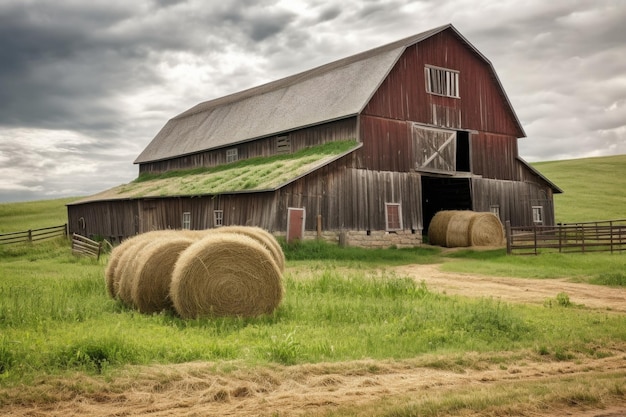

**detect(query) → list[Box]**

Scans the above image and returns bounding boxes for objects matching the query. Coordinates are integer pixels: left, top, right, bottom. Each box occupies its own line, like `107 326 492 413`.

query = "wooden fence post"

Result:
505 221 512 255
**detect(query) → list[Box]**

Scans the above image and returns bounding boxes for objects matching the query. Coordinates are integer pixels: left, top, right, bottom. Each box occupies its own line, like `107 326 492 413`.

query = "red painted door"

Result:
287 207 305 243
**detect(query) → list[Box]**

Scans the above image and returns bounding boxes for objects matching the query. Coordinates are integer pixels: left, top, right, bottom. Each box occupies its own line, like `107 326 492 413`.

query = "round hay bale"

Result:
445 210 475 248
428 210 460 246
213 226 285 272
469 212 505 247
114 230 179 306
179 229 211 240
105 233 152 299
131 237 195 314
170 233 284 318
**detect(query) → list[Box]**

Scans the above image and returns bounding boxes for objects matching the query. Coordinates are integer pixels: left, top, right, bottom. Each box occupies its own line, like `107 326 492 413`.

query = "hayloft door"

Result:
411 124 457 174
287 207 305 243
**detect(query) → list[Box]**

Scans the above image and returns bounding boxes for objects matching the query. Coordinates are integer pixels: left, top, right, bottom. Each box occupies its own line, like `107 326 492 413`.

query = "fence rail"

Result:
0 224 67 245
506 219 626 255
71 233 103 260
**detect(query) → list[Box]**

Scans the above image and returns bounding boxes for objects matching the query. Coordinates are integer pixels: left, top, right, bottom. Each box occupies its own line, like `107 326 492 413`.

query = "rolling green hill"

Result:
532 154 626 223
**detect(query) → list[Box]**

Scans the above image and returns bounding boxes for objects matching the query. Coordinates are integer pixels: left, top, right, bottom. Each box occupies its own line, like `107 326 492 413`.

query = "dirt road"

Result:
396 263 626 313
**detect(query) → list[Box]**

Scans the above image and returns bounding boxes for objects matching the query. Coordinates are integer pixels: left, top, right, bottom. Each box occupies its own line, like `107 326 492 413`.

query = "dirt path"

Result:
395 263 626 312
3 265 626 417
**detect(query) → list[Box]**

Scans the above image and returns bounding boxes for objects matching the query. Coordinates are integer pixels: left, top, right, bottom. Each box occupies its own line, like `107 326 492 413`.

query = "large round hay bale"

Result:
114 230 180 306
170 233 284 318
428 210 505 248
445 210 475 248
105 233 151 299
213 226 285 272
131 236 195 314
469 212 505 247
428 210 460 246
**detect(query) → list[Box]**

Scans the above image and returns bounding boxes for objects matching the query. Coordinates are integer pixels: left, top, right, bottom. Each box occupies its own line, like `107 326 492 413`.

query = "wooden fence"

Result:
0 224 67 245
506 219 626 255
71 233 103 260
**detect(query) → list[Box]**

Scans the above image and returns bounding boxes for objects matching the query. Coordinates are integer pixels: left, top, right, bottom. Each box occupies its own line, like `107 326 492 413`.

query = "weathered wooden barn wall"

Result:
471 132 518 180
138 117 357 174
471 178 555 227
277 157 422 232
359 28 524 178
356 116 411 171
67 200 138 243
68 153 425 241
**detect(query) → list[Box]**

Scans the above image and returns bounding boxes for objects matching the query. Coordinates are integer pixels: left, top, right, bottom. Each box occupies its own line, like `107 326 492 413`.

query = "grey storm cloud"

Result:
0 0 625 204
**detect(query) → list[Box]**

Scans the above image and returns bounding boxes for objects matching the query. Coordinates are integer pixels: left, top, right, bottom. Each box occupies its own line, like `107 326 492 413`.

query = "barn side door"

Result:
411 124 457 173
287 207 305 243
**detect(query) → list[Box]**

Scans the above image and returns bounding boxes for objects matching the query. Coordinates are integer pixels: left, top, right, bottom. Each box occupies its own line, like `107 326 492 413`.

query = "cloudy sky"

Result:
0 0 624 203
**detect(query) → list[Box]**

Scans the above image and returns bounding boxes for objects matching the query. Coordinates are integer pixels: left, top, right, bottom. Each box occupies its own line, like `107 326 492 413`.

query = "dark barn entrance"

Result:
421 176 472 233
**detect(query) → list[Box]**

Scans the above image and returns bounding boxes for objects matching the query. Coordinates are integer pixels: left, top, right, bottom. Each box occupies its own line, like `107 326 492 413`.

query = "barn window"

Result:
182 212 191 230
385 203 403 231
532 206 544 224
490 205 501 220
425 65 460 98
213 210 223 227
276 136 291 154
226 148 238 163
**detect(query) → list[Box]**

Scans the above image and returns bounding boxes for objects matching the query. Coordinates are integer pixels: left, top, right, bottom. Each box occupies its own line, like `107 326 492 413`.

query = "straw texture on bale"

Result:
428 210 504 248
170 233 284 318
105 233 147 300
469 212 505 246
427 210 459 247
445 210 475 248
131 237 195 314
107 230 180 304
213 226 285 272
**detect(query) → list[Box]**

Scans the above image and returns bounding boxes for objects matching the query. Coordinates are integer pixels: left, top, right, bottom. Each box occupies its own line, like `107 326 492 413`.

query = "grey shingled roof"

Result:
135 24 524 164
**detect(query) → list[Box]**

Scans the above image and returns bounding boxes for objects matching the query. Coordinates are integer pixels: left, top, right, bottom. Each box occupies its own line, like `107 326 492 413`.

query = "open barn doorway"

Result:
421 177 472 234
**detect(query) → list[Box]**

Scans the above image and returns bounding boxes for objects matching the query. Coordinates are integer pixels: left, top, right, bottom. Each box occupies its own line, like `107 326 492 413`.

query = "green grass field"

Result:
1 155 625 414
532 154 626 223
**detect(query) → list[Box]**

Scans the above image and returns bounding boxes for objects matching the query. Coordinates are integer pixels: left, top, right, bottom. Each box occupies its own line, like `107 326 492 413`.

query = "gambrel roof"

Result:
135 24 525 164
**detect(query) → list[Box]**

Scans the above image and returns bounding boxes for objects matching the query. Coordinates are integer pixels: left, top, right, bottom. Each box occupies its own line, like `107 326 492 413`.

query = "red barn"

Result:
68 24 560 247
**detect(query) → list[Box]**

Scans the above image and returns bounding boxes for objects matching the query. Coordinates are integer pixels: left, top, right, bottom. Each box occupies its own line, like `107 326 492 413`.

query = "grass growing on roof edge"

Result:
133 139 359 183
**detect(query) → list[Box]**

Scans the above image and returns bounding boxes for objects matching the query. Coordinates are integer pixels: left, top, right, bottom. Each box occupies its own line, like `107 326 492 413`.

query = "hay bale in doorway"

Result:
213 226 285 272
428 210 505 248
428 210 460 247
445 210 475 248
170 233 284 319
131 236 195 314
469 212 505 247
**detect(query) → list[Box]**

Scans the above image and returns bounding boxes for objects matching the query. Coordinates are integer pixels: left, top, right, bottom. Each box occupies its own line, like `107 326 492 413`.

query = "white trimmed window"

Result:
226 148 238 163
182 212 191 230
425 65 460 98
532 206 544 224
385 203 403 231
213 210 223 227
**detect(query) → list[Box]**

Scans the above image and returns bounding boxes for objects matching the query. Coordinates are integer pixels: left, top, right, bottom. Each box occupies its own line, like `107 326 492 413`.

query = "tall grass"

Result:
1 239 625 387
